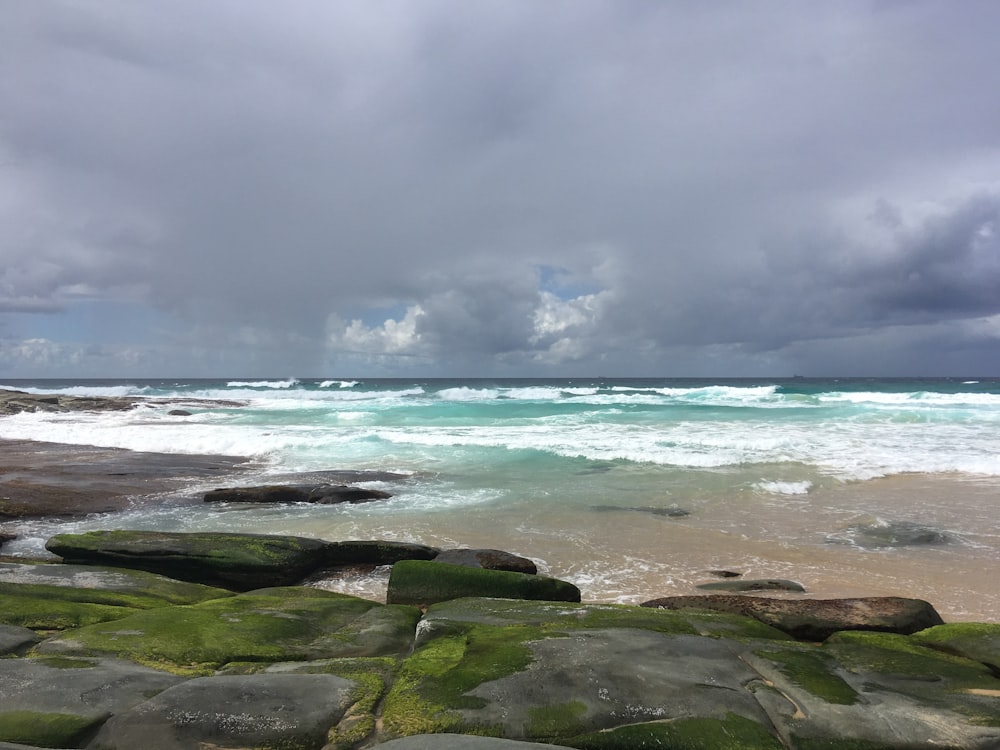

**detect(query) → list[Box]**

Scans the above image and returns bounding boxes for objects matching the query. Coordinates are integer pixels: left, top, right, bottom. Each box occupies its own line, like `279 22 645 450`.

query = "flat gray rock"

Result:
0 625 39 655
0 656 183 746
88 673 355 750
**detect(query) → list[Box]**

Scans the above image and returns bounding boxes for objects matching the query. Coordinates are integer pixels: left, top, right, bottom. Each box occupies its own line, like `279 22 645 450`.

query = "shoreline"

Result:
1 437 997 624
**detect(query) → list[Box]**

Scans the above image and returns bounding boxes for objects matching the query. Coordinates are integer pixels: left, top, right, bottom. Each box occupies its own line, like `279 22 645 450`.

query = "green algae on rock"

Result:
37 586 421 673
45 530 331 591
912 622 1000 674
386 560 581 606
563 713 785 750
0 709 104 748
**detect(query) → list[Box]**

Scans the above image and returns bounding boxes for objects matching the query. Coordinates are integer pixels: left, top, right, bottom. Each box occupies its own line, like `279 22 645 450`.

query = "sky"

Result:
2 0 1000 378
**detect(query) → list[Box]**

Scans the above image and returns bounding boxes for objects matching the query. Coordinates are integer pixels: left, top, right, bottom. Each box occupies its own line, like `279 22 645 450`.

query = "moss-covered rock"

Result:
37 586 421 673
0 561 233 605
45 530 331 591
745 635 1000 746
381 598 784 745
386 560 580 606
417 598 792 644
912 622 1000 673
0 710 103 748
0 564 233 632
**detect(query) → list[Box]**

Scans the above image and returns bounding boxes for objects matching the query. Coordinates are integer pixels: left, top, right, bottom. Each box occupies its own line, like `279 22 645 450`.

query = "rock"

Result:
166 409 192 416
0 389 140 415
590 504 690 518
0 625 39 655
434 548 537 574
204 483 392 504
708 569 742 578
0 562 233 631
45 530 332 591
0 656 183 747
912 622 1000 673
696 578 806 593
38 587 421 668
830 519 953 548
324 540 440 566
378 597 999 748
747 634 1000 748
0 439 249 519
641 595 945 641
380 598 788 745
386 561 581 606
88 673 356 750
0 531 15 550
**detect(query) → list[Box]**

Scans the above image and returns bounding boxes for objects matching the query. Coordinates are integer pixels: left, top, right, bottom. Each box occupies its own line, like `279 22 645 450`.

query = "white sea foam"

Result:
754 480 813 495
436 387 501 401
226 379 299 389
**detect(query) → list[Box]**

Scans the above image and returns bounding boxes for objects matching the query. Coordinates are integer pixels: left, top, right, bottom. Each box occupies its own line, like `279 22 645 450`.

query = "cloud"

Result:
2 1 1000 376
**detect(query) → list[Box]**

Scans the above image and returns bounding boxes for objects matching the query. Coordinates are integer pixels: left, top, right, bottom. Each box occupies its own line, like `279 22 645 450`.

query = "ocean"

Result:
2 377 998 620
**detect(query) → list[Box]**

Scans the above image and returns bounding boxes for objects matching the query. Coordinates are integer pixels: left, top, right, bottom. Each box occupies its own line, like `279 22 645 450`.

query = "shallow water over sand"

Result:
6 460 997 621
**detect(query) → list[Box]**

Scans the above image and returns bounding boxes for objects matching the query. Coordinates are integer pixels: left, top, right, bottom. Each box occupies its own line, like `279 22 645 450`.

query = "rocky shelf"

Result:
0 529 998 749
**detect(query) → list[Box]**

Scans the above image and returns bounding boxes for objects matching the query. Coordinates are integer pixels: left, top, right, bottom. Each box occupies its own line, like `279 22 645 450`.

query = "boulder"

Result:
88 673 356 750
386 561 580 607
203 483 392 504
641 595 945 641
45 530 331 591
433 548 537 574
38 587 421 669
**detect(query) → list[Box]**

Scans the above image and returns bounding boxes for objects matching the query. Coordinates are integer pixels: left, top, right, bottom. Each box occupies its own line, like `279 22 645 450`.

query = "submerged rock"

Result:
590 504 690 518
831 519 953 548
641 594 945 641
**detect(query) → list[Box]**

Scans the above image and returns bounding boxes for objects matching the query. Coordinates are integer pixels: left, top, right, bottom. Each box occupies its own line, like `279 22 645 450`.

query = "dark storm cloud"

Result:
2 0 1000 376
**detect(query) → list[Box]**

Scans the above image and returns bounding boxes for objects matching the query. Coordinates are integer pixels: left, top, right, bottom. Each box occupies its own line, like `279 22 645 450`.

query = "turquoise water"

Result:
2 377 999 618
